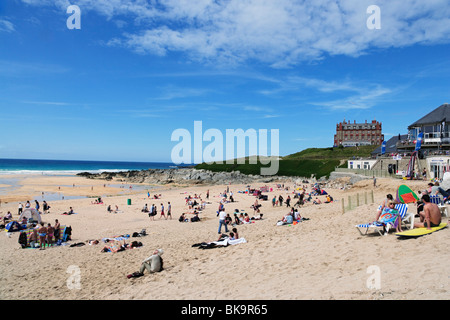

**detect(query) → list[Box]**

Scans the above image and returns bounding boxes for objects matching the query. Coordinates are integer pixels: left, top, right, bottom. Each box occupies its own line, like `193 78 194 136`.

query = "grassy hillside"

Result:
195 145 378 178
283 145 378 160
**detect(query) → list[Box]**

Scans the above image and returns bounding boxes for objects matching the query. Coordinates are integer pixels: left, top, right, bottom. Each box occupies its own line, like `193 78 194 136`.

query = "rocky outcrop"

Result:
77 168 294 185
328 171 371 185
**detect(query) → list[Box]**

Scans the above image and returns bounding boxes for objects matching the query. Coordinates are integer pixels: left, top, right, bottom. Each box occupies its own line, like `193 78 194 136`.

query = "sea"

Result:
0 158 180 176
0 158 182 201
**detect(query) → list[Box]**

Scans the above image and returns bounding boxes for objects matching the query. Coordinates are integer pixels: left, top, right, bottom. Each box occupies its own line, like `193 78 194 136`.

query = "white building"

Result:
348 159 377 170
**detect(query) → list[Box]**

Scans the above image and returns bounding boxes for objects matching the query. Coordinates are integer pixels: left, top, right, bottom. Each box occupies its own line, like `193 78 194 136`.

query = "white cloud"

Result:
22 0 450 67
309 85 392 111
258 74 393 111
0 19 15 33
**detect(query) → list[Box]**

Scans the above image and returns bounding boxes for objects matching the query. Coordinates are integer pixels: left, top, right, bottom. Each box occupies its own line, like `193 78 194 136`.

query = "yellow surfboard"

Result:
395 223 447 238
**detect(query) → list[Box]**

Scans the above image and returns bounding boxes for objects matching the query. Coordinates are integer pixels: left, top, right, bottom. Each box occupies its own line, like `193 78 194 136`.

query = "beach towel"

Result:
227 238 247 245
102 234 130 242
192 237 247 249
378 209 400 228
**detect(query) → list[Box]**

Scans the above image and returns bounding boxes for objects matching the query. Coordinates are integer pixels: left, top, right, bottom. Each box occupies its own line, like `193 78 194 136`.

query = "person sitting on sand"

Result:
278 212 293 225
2 211 12 222
233 213 241 225
29 228 38 248
232 227 239 239
293 209 302 221
414 194 442 230
179 213 188 222
43 201 50 214
313 198 321 205
137 249 164 276
376 194 394 221
190 212 201 222
63 207 74 215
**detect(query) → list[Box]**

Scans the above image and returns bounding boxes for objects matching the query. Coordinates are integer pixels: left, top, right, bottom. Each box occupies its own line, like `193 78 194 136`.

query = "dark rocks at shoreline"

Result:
76 168 293 185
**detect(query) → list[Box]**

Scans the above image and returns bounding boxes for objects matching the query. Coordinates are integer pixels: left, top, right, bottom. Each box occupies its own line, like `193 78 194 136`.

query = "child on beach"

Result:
38 223 47 250
47 223 54 246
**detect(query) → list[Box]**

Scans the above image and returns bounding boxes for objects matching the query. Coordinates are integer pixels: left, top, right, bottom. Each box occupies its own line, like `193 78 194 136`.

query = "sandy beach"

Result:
0 173 449 301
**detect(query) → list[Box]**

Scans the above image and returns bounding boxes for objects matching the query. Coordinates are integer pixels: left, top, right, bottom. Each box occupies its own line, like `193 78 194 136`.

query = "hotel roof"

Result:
408 103 450 128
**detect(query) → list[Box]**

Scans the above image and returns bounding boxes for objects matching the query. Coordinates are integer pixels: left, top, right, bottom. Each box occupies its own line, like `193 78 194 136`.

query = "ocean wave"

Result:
0 169 134 176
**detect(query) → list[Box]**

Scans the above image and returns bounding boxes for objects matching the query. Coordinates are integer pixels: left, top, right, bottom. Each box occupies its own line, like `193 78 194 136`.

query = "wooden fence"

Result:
341 190 374 213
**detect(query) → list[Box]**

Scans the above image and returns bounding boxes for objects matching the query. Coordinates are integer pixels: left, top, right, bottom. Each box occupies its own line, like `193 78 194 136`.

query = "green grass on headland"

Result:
194 145 379 178
283 145 378 160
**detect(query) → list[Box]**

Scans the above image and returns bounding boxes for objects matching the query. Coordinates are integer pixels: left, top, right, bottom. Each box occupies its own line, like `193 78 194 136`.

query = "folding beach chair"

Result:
355 221 386 236
356 203 412 236
429 195 449 217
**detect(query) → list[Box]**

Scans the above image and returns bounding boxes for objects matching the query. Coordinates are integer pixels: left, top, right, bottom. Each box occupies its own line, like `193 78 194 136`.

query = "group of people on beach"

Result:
415 184 444 229
20 219 61 250
142 202 172 220
18 200 51 214
376 181 445 234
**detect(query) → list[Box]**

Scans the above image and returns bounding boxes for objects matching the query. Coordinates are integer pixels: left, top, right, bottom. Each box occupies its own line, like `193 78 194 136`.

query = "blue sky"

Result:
1 0 449 163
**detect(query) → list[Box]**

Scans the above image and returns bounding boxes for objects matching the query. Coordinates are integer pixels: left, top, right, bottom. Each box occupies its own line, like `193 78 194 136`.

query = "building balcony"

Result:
396 137 450 150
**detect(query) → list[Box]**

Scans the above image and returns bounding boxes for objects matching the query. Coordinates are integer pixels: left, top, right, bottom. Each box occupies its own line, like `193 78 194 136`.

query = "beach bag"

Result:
18 232 28 248
127 272 143 279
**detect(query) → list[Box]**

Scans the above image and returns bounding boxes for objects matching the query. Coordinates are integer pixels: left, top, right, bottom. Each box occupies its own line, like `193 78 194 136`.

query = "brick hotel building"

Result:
334 119 384 147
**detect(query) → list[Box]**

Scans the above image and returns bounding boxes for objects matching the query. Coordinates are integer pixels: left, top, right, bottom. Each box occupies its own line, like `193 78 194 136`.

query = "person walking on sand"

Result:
217 209 229 234
149 204 156 221
160 203 166 219
167 202 172 220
